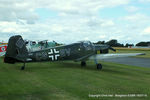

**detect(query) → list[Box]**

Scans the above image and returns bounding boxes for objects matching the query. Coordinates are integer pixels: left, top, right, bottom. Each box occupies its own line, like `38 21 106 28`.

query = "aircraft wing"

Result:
89 53 145 60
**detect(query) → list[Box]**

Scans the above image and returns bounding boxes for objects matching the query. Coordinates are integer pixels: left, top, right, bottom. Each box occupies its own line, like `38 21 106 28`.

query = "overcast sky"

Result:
0 0 150 44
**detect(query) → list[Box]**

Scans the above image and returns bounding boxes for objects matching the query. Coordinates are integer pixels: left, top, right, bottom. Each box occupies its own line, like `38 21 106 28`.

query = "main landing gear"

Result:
95 59 103 70
80 61 103 70
21 62 25 70
97 64 102 70
81 61 86 66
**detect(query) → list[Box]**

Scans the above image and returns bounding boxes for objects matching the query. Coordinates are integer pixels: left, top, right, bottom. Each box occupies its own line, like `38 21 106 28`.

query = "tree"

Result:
106 39 117 46
125 43 134 47
136 42 150 46
95 41 105 44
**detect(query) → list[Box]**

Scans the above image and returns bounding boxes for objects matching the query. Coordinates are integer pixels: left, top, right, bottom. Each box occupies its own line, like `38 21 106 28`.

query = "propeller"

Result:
94 44 116 54
109 46 116 52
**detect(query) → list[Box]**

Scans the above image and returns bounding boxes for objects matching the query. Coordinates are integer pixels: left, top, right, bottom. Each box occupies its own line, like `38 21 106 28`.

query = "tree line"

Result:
94 39 150 47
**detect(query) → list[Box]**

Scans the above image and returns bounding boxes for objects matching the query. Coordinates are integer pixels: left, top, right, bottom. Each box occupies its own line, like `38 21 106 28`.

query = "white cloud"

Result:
125 6 139 13
139 0 150 3
124 13 147 21
0 22 29 33
0 0 130 23
36 0 130 15
1 0 150 44
143 27 150 35
123 13 150 24
0 0 38 24
101 20 114 27
99 35 106 39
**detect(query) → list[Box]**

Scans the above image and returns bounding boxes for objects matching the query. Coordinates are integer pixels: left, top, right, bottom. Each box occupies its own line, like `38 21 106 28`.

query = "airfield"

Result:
0 48 150 100
103 47 150 68
103 57 150 67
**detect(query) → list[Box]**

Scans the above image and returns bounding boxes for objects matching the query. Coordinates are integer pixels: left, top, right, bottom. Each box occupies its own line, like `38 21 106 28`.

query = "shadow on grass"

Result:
15 61 98 72
6 61 140 77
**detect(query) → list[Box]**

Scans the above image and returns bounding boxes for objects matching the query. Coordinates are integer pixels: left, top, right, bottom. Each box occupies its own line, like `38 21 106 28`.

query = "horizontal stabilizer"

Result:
89 53 145 60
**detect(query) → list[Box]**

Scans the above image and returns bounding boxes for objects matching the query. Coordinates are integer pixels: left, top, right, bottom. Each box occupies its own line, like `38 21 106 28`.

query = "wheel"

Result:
21 66 25 70
81 61 86 66
97 64 102 70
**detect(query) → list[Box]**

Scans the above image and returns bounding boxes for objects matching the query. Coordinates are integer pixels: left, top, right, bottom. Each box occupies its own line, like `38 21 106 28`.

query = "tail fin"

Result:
4 35 28 63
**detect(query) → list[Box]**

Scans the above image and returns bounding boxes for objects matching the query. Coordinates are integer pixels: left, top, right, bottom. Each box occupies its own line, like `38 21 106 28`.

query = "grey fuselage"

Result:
27 41 96 62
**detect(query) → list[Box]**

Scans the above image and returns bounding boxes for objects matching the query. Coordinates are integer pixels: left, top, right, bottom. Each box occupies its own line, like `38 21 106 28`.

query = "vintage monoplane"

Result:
4 35 144 70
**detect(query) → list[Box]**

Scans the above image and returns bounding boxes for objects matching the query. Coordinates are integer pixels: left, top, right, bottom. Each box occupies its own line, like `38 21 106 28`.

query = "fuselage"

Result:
28 41 95 62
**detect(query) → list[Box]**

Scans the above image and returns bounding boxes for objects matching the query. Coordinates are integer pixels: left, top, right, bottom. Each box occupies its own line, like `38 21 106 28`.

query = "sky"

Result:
0 0 150 44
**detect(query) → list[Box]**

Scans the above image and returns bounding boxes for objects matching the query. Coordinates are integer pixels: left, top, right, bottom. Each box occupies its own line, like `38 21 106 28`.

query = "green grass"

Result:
0 57 150 100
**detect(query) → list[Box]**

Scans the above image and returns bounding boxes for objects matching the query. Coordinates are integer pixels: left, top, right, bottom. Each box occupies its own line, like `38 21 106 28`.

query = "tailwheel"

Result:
81 61 86 66
97 64 102 70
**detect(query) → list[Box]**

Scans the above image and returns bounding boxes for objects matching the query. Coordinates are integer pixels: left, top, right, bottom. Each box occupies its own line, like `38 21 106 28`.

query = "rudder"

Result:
4 35 28 63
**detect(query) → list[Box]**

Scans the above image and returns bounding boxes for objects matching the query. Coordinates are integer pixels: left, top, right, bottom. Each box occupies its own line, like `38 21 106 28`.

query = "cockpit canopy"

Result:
83 41 92 47
78 41 93 51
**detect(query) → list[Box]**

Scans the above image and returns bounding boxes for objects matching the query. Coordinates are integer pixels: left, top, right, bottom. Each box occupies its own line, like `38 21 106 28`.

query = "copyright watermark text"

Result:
89 94 148 98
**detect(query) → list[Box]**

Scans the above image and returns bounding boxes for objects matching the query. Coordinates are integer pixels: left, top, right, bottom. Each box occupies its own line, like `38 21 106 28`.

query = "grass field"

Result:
110 47 150 58
0 57 150 100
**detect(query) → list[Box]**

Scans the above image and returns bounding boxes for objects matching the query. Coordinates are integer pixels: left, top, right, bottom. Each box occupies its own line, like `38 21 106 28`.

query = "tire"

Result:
97 64 102 70
21 66 25 70
81 61 86 66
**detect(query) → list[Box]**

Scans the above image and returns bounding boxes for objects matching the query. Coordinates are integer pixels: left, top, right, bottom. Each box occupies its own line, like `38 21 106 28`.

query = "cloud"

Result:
0 0 130 23
0 22 29 33
99 35 106 39
123 13 150 24
1 0 150 44
139 0 150 3
36 0 130 15
125 6 139 13
0 0 38 24
143 27 150 35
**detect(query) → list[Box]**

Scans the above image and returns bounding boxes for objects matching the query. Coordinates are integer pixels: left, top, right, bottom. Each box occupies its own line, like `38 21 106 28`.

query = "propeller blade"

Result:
109 47 116 52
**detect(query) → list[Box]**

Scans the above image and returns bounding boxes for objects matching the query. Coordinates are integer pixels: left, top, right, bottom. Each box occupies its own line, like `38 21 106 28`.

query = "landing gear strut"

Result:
21 62 25 70
94 59 102 70
81 61 86 66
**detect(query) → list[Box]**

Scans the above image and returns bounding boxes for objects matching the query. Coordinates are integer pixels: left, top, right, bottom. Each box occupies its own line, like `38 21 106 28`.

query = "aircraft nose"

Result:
94 44 116 54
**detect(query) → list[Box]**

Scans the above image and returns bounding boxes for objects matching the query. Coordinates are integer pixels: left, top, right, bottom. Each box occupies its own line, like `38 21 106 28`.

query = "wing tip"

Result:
139 53 146 55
